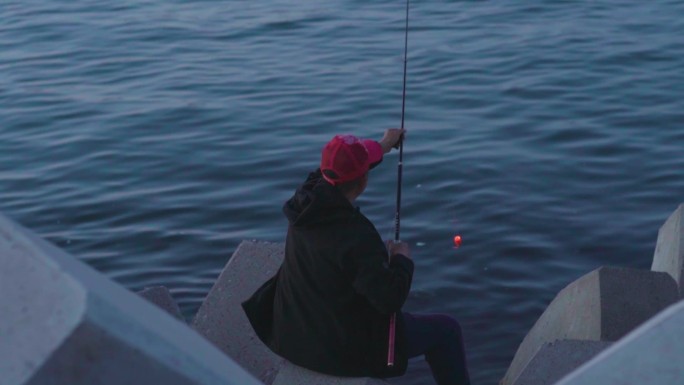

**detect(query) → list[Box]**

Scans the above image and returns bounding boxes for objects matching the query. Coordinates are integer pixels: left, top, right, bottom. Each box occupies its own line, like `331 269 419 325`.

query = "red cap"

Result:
320 135 383 185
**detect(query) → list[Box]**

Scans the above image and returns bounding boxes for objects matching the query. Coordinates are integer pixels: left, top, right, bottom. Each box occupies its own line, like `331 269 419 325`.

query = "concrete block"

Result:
556 300 684 385
0 212 262 385
273 361 390 385
511 340 612 385
652 203 684 297
192 240 286 384
138 286 184 321
501 266 678 385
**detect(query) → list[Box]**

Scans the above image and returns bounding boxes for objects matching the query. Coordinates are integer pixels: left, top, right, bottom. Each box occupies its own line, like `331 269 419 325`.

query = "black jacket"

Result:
242 169 414 378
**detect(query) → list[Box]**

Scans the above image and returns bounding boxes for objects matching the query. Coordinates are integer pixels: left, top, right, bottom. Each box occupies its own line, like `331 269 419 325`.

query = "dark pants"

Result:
402 312 471 385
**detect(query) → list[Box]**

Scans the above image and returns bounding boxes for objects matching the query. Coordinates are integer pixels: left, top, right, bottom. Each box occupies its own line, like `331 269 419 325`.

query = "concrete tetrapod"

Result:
138 286 184 321
192 240 390 385
192 240 285 384
651 203 684 297
0 212 262 385
511 339 612 385
556 299 684 385
501 266 678 385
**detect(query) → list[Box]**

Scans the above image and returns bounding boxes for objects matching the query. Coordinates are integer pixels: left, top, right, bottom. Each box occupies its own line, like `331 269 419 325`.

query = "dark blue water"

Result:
2 1 684 383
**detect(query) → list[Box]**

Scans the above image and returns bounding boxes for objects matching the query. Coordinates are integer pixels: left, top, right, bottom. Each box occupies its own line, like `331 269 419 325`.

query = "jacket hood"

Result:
283 169 357 227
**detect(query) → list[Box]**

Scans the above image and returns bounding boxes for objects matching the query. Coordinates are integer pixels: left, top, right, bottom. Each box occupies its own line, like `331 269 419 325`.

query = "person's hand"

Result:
379 128 406 154
386 240 411 259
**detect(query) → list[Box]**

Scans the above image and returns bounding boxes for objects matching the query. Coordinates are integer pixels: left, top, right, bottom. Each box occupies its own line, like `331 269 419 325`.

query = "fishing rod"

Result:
394 0 410 243
388 0 410 369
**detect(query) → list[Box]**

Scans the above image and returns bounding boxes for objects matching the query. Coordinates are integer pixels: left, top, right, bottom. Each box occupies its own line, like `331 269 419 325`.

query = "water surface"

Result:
2 1 684 383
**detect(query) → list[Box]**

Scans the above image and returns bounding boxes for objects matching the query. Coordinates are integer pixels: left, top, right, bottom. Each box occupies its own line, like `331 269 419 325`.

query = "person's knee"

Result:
431 314 463 338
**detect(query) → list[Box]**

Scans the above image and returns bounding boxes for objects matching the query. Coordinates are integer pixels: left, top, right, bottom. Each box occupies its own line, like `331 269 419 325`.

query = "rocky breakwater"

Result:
501 203 684 385
0 210 389 385
0 212 261 385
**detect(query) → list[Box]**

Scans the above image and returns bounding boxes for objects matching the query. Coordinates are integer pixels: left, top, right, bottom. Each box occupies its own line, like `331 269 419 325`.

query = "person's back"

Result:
272 168 412 376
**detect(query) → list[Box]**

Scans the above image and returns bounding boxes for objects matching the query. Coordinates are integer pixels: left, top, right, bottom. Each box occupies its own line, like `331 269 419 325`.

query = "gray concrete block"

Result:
501 266 678 385
0 212 262 385
651 203 684 297
511 340 612 385
192 240 286 384
138 286 184 320
273 361 390 385
556 300 684 385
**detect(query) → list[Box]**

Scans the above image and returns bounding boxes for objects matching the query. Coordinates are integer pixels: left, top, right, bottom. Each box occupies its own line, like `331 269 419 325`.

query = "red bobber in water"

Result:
453 235 462 248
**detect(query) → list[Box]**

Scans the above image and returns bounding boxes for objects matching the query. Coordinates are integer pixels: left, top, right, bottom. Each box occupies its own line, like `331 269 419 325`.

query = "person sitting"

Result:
243 129 470 385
